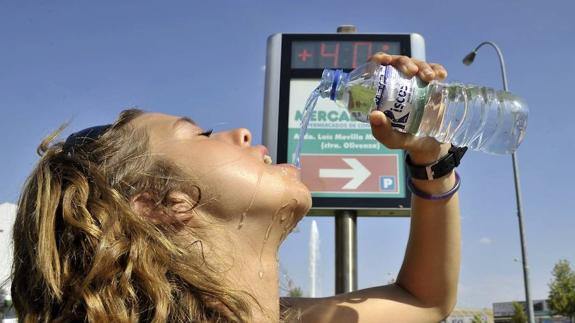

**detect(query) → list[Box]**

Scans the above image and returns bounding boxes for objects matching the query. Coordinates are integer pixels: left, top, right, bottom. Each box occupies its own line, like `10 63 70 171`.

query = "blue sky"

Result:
1 0 574 309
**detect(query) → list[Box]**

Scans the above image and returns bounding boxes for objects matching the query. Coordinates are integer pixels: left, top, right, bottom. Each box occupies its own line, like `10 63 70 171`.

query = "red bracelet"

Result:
407 172 460 200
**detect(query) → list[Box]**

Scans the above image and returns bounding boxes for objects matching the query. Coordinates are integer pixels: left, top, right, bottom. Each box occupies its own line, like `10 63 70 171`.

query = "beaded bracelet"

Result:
407 171 461 201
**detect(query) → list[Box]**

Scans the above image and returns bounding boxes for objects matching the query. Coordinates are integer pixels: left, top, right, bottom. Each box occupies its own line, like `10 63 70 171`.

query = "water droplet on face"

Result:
237 168 264 230
258 271 264 279
237 212 246 229
264 201 292 243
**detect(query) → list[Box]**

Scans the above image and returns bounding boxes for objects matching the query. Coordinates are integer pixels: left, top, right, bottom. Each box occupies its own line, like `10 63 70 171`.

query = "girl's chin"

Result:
272 163 301 180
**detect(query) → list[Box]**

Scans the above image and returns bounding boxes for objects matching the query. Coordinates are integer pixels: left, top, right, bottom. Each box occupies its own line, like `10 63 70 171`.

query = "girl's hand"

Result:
368 52 450 165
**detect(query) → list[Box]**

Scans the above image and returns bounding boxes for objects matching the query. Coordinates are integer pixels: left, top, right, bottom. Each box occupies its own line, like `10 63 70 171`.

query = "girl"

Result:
11 53 459 322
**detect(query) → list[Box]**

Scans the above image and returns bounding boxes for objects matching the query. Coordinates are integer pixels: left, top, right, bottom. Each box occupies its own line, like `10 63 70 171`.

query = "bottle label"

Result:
375 65 422 133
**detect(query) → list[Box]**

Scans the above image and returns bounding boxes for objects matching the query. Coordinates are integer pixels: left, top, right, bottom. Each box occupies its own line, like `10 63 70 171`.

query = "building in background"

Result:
493 299 570 323
442 308 494 323
0 203 16 321
0 203 15 289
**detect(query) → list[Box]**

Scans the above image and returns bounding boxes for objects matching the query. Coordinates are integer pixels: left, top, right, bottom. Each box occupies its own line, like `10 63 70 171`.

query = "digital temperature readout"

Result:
291 41 401 69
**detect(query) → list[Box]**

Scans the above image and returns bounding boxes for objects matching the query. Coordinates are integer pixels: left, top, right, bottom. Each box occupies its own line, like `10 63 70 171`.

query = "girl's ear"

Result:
130 191 197 225
130 192 164 223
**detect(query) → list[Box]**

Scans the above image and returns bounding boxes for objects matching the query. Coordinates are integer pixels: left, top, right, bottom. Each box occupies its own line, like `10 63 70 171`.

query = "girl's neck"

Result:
216 240 281 322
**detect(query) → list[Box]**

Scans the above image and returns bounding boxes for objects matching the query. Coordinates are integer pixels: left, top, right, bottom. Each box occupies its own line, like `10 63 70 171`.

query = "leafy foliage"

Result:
511 302 527 323
548 259 575 320
288 286 303 297
471 312 484 323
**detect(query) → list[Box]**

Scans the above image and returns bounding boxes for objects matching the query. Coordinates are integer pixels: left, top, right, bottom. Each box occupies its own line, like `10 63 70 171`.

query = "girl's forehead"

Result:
132 113 191 130
131 113 203 147
134 112 176 124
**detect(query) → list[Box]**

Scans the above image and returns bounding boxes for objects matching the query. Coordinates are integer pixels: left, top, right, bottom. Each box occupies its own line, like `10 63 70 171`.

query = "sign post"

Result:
335 208 357 293
333 25 359 295
263 27 426 294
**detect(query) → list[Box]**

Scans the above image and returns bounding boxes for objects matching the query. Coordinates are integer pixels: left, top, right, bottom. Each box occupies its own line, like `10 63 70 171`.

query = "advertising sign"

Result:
263 33 426 211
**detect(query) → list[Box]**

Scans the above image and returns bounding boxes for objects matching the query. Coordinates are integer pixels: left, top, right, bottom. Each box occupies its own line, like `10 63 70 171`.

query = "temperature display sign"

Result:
263 33 426 211
291 41 401 69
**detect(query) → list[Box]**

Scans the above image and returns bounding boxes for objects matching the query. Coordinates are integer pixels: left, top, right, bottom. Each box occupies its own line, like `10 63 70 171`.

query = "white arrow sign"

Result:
319 158 371 190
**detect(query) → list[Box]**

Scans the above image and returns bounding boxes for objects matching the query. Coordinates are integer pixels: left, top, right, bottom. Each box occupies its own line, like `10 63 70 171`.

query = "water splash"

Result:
293 88 320 168
258 201 294 280
309 220 320 297
238 167 264 230
278 207 296 243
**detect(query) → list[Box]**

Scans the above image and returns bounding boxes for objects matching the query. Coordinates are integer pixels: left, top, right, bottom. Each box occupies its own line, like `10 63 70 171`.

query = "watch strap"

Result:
406 145 468 180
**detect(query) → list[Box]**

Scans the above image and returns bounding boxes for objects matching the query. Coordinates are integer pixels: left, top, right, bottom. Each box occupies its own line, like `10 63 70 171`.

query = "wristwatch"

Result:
405 145 468 180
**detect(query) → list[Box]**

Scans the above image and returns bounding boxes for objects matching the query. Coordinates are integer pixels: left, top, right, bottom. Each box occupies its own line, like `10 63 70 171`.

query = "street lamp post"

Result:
462 41 535 323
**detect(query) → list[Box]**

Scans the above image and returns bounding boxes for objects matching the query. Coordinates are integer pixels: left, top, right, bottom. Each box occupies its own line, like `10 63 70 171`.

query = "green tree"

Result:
288 286 304 297
0 289 6 319
285 277 304 297
548 259 575 322
471 312 484 323
511 302 527 323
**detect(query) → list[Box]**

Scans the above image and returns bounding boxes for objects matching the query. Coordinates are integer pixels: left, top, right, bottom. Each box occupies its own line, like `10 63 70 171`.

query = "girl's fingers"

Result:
393 55 419 76
369 52 394 65
370 53 419 76
412 58 436 82
429 63 448 80
370 53 448 82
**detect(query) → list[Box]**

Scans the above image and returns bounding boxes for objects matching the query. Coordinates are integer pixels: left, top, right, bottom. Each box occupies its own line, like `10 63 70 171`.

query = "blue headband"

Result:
62 124 112 155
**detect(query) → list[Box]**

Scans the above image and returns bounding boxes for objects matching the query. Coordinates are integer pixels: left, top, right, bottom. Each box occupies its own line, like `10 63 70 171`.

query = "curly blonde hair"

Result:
11 109 256 322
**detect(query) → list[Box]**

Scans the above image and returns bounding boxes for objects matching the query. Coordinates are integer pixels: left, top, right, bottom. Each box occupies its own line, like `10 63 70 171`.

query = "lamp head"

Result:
462 51 477 66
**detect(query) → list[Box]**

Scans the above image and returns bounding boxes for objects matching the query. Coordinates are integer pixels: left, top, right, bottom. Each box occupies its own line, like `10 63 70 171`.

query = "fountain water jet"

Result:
309 220 320 297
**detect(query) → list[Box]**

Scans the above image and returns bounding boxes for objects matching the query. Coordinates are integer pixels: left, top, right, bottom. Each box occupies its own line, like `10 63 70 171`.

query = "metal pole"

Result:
465 41 535 323
335 210 357 293
333 25 359 295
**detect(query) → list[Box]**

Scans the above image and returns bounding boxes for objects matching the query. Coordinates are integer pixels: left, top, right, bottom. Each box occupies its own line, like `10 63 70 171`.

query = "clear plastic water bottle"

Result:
318 61 528 154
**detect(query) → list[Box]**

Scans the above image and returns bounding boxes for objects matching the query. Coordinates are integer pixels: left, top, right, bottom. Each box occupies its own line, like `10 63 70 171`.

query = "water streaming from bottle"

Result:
293 87 321 168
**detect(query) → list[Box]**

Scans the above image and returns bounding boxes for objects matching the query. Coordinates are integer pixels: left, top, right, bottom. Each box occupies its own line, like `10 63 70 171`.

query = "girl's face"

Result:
132 113 311 232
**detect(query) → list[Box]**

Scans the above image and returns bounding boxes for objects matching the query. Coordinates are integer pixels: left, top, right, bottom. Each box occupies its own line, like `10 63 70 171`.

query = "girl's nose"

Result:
218 128 252 147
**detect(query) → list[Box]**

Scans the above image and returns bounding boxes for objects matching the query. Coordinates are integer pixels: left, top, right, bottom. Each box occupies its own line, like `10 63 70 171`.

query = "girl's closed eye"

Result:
198 129 213 137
